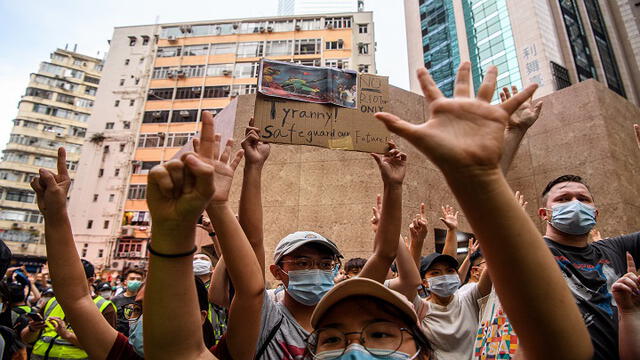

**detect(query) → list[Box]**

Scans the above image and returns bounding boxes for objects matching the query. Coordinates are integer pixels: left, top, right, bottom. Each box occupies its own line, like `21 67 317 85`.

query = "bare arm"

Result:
359 143 406 283
612 253 640 360
387 237 421 300
457 237 478 280
376 63 592 359
238 120 270 276
439 205 459 258
29 148 117 360
476 262 492 297
208 257 230 308
498 86 542 173
408 203 427 267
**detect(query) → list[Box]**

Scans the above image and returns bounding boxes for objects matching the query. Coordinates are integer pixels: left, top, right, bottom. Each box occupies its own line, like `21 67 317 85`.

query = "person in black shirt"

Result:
111 268 144 335
538 174 640 360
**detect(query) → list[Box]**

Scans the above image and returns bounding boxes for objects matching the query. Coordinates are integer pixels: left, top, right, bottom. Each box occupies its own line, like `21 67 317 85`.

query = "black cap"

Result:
419 253 459 278
97 282 112 292
81 259 95 279
0 240 12 282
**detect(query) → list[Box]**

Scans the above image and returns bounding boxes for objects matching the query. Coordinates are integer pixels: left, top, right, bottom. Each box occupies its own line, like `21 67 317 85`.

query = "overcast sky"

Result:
0 0 409 152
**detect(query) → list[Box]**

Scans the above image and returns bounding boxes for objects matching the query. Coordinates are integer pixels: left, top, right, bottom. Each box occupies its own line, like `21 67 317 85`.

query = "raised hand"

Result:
242 118 270 167
371 141 407 186
30 147 71 214
500 86 542 131
515 190 528 209
612 252 640 313
375 62 537 173
49 317 79 345
468 237 479 255
439 205 459 230
370 194 382 233
409 203 428 242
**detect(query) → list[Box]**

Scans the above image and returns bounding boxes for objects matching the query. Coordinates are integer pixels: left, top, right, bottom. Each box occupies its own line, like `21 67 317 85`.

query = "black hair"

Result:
124 268 145 279
195 276 215 348
345 258 367 273
81 259 95 279
541 175 591 206
7 283 25 304
0 325 26 359
469 249 484 266
390 261 398 274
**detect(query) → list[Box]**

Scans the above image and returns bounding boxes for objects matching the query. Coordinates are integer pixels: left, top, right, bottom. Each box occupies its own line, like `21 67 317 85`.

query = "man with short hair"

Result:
344 257 367 278
111 268 144 335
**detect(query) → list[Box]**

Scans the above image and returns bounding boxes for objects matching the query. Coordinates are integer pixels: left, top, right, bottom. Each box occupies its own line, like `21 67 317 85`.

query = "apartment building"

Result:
404 0 640 105
68 12 376 270
0 49 102 267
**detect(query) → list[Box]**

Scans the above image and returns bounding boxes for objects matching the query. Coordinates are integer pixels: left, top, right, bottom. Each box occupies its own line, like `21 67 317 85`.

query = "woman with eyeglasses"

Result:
306 277 432 360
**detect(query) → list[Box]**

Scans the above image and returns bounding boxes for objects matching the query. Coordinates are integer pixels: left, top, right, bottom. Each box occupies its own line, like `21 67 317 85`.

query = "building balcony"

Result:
4 240 47 258
0 179 33 191
0 199 38 212
3 143 58 157
10 126 84 145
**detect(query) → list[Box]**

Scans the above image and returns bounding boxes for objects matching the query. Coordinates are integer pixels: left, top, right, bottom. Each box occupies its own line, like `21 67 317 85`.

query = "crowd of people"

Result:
0 63 637 359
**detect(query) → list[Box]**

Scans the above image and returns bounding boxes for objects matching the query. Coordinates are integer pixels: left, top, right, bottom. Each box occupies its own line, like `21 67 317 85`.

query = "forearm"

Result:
444 168 592 359
237 165 266 273
30 282 41 302
442 228 458 258
208 257 230 307
20 326 40 344
146 224 210 359
360 184 402 283
389 237 420 300
207 203 264 299
499 128 526 173
458 255 471 281
619 312 640 360
409 235 423 268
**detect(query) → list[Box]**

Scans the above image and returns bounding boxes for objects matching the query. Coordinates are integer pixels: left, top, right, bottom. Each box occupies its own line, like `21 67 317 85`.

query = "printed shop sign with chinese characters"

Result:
254 60 391 153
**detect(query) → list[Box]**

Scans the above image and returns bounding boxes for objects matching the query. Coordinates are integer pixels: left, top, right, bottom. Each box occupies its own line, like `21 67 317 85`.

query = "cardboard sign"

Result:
171 97 238 160
254 74 391 153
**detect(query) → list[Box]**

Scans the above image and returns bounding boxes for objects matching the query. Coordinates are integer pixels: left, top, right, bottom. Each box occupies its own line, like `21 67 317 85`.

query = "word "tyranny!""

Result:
280 108 340 127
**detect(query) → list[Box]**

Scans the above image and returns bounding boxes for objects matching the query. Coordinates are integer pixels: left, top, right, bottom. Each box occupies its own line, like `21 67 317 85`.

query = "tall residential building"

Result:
278 0 361 15
404 0 640 105
68 12 376 270
0 49 102 267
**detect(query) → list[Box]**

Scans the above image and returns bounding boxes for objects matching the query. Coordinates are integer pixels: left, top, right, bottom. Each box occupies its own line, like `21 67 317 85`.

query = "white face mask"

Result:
99 291 112 299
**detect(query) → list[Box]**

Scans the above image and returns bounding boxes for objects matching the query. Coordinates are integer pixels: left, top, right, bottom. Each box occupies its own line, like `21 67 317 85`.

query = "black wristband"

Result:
147 243 197 258
208 232 216 237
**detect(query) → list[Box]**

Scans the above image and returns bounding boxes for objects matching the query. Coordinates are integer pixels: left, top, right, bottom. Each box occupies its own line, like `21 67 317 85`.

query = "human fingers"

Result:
476 66 498 102
417 68 444 102
220 138 235 164
627 252 637 274
375 112 420 144
148 165 175 199
500 84 538 115
229 149 245 170
199 111 216 159
453 62 472 98
164 160 185 198
56 147 69 178
192 138 200 154
183 154 215 199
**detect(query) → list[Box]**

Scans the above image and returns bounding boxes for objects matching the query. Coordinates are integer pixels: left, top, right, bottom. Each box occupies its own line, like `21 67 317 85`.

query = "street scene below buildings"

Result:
0 0 639 359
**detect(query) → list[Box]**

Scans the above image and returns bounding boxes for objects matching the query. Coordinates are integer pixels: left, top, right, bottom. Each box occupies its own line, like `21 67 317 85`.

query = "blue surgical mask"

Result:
549 200 596 235
286 269 334 306
316 344 417 360
427 274 460 297
128 314 144 356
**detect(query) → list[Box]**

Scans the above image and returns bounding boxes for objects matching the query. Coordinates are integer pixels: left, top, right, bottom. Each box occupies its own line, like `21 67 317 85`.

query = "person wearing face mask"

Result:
538 174 640 360
111 269 144 336
415 252 491 360
96 283 113 300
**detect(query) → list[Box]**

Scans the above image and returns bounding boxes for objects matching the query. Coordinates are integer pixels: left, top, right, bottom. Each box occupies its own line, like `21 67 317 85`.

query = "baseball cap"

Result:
311 277 417 328
273 231 341 264
97 282 112 292
419 253 459 278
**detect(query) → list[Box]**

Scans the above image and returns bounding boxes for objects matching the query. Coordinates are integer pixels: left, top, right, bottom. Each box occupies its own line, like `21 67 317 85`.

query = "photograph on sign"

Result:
258 59 357 109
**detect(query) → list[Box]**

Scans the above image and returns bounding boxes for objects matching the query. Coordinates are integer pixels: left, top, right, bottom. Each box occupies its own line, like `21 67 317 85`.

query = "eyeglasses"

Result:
307 321 416 359
123 303 142 321
280 258 337 271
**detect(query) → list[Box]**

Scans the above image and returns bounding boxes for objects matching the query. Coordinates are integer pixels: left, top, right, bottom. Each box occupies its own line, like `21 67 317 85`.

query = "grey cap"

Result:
273 231 341 263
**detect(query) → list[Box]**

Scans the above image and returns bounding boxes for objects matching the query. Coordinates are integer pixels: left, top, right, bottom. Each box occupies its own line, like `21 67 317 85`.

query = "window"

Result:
127 184 147 200
157 46 182 57
75 98 94 108
103 145 110 154
269 20 294 32
138 133 165 148
119 79 125 86
93 194 98 202
119 143 126 152
105 122 114 130
87 220 93 229
210 43 236 55
95 64 103 71
84 76 100 85
180 65 205 78
203 85 230 98
98 168 104 177
172 109 198 123
51 53 68 63
358 24 368 34
358 43 370 55
238 22 265 34
103 220 110 229
147 88 174 101
109 194 115 202
133 161 161 174
206 64 234 77
166 132 195 147
175 87 202 99
295 39 321 55
39 63 66 76
325 17 352 29
25 88 53 99
152 67 171 79
143 110 170 123
81 248 88 257
34 156 56 167
326 40 344 50
325 59 349 69
358 64 370 73
237 42 264 57
231 84 256 95
125 59 130 65
294 59 322 67
233 62 259 78
266 40 293 56
129 36 137 46
114 169 120 176
123 121 131 129
69 126 86 138
297 18 321 30
98 249 104 258
142 35 150 46
135 78 140 85
4 152 29 164
56 93 75 105
0 171 22 182
85 86 97 96
5 190 35 203
183 45 209 56
129 99 135 106
115 99 121 107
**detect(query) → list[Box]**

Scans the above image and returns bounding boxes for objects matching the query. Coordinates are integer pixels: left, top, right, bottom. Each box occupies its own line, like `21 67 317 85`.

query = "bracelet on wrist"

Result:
208 232 216 237
147 243 197 258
